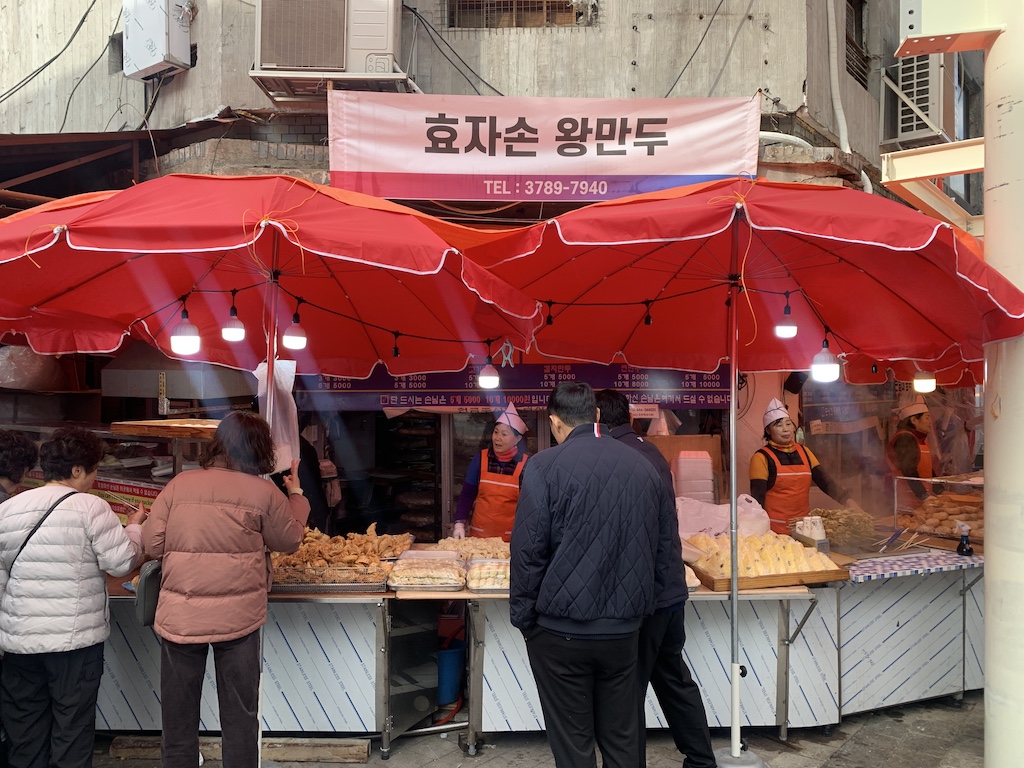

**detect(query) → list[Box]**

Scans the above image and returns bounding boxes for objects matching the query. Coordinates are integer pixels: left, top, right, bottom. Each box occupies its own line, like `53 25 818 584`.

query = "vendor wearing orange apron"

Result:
885 396 935 511
453 403 529 542
749 398 866 534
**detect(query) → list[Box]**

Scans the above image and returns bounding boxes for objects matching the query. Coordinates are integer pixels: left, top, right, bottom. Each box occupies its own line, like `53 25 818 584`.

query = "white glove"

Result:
452 522 466 539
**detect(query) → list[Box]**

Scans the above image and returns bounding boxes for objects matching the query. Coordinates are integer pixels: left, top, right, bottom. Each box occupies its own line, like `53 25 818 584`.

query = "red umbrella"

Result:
0 174 543 378
843 351 982 388
464 176 1024 755
468 177 1024 377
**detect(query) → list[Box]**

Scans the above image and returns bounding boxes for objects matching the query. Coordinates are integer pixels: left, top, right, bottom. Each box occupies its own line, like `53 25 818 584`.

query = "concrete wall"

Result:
1 0 895 173
0 0 274 134
409 0 889 166
0 0 145 133
409 2 808 109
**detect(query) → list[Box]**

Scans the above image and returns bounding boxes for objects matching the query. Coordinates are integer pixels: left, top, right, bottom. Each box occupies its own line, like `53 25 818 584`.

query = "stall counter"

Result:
97 550 985 755
103 578 437 757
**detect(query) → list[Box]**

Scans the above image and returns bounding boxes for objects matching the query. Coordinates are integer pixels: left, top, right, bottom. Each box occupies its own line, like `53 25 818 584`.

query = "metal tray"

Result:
466 586 509 594
271 581 387 594
387 581 465 591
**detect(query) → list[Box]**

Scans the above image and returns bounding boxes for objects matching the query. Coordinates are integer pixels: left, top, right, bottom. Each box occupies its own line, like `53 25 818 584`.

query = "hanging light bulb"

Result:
392 331 401 358
478 339 500 389
913 370 937 393
479 360 500 389
221 290 245 342
282 299 307 350
170 300 200 356
545 300 555 326
810 338 840 382
643 300 653 326
774 292 797 339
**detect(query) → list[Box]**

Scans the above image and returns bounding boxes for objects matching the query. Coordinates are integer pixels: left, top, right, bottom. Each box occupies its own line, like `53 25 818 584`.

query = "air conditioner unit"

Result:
254 0 400 75
895 53 957 146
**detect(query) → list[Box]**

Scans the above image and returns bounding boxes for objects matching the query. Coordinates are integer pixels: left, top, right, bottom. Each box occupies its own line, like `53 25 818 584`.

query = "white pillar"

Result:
981 1 1024 765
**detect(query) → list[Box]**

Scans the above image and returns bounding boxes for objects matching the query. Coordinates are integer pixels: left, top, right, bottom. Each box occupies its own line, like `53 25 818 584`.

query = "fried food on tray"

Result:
433 536 510 559
811 508 877 548
466 560 510 590
387 559 465 588
272 524 412 581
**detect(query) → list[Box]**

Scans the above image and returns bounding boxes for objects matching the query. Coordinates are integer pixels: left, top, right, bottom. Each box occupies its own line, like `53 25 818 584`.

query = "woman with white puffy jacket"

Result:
0 427 146 768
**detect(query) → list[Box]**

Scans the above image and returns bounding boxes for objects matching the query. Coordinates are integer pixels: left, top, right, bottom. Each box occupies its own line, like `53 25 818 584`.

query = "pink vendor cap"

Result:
496 402 528 434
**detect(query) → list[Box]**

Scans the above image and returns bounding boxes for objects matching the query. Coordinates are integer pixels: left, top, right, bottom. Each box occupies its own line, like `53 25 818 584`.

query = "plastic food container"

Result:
466 558 510 592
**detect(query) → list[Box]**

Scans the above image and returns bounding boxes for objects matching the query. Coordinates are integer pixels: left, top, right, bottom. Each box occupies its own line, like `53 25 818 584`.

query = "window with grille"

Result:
446 1 584 29
845 0 870 89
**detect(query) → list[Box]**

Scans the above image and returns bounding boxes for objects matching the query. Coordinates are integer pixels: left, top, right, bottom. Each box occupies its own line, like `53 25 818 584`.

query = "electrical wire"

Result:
106 101 161 175
404 9 479 95
60 9 123 132
429 200 522 216
137 72 170 130
403 4 505 96
0 0 101 105
663 0 726 98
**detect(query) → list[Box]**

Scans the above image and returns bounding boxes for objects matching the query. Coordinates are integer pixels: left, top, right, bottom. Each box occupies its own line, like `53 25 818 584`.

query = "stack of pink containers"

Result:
672 450 716 502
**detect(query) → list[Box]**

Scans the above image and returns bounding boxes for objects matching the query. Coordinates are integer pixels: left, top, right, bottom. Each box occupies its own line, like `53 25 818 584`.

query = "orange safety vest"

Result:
885 429 932 510
760 444 813 534
469 449 527 542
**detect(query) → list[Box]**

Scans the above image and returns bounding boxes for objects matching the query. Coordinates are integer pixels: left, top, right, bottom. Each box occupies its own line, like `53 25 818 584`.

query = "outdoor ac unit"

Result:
254 0 400 74
895 53 956 146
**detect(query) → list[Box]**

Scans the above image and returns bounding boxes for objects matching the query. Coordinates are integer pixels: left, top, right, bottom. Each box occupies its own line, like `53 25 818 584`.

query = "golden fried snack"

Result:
434 537 510 559
272 525 413 584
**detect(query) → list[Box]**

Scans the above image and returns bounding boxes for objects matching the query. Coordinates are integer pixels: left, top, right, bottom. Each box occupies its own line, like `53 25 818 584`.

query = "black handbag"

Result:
135 559 162 626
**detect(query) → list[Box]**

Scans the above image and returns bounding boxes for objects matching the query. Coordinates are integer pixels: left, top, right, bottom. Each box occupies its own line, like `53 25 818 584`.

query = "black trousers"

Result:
0 643 105 768
160 630 262 768
526 628 639 768
637 607 716 768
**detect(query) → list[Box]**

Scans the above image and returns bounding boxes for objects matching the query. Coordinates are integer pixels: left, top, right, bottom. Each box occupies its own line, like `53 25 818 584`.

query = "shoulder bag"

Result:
135 558 162 626
8 490 77 572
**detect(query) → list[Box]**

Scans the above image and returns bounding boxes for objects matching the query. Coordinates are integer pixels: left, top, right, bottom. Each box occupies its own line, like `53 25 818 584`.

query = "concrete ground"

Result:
93 690 983 768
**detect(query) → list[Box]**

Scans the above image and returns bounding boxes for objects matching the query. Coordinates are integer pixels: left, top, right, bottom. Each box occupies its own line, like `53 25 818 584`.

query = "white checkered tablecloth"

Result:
846 550 984 582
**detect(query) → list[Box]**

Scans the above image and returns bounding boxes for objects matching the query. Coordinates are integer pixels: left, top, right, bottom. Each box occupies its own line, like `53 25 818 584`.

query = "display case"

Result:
893 471 984 544
4 419 217 520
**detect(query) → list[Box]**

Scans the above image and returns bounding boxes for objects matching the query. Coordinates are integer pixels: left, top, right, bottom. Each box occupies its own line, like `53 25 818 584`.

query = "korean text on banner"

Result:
329 92 760 202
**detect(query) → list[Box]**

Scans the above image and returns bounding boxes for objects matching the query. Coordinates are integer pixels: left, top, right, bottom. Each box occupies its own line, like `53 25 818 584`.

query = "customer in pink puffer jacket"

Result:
143 411 309 768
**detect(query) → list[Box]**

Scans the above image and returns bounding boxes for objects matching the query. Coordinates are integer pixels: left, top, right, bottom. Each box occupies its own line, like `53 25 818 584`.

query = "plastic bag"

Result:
676 493 770 544
737 493 770 536
677 497 729 540
254 360 299 474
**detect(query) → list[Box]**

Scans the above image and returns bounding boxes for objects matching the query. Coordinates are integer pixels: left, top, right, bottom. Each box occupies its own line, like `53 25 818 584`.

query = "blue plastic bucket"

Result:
437 639 466 705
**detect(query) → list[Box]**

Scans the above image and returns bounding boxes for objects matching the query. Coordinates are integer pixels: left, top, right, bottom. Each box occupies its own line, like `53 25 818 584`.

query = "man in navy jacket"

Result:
510 382 676 768
596 389 717 768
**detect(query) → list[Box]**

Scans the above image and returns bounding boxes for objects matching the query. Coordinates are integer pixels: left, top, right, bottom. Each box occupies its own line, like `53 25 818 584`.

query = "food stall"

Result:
0 364 987 755
412 541 984 752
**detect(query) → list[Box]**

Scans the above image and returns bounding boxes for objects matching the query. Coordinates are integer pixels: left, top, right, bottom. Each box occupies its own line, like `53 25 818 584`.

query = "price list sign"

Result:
296 364 731 411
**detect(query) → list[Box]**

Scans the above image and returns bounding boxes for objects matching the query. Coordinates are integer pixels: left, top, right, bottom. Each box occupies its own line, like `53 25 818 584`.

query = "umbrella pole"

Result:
728 209 742 758
265 233 281 427
716 206 768 768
